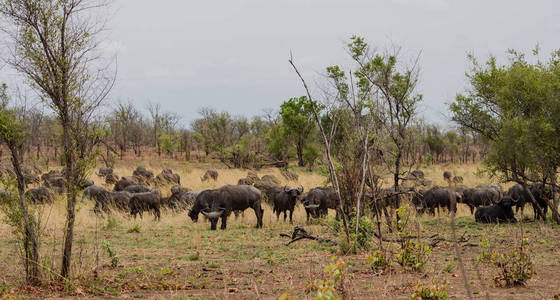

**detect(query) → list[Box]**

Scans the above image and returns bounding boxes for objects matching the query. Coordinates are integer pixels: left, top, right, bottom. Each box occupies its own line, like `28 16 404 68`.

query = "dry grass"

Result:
0 159 558 299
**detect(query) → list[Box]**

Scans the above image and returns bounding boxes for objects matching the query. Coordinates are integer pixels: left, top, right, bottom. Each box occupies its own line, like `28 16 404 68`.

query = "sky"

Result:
2 0 560 128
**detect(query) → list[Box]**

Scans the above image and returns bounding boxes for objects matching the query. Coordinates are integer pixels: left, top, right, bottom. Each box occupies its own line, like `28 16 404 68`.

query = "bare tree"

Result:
0 0 115 278
347 37 422 223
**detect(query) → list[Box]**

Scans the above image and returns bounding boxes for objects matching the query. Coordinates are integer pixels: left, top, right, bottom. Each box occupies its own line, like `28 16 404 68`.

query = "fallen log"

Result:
280 226 338 246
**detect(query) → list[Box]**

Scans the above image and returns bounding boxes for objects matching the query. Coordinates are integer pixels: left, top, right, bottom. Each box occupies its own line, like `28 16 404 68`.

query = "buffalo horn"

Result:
201 210 224 219
304 204 320 209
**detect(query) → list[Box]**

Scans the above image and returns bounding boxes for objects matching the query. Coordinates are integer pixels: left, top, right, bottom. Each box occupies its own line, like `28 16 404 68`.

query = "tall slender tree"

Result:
0 0 115 278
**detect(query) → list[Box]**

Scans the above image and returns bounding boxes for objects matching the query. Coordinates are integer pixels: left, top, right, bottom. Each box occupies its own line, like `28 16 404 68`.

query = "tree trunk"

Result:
11 146 41 285
61 124 76 279
297 140 304 167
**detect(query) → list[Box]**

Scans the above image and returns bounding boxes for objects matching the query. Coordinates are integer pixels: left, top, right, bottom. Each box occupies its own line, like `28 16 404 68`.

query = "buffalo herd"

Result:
3 164 557 230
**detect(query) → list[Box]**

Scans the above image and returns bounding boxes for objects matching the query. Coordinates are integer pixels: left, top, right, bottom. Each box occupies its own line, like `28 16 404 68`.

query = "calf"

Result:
475 196 517 223
129 189 162 221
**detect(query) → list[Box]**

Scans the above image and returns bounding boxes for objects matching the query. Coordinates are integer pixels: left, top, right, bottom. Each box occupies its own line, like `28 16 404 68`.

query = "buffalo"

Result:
259 174 280 186
129 189 162 221
238 177 254 185
25 187 54 204
461 187 500 214
201 170 218 182
421 187 461 215
97 167 113 177
43 176 66 194
133 166 154 182
81 185 108 202
280 170 299 181
302 187 338 221
167 186 198 211
105 173 120 185
475 196 517 223
188 189 216 222
272 186 304 223
508 183 551 220
113 176 142 191
124 184 151 193
190 185 263 230
155 171 180 186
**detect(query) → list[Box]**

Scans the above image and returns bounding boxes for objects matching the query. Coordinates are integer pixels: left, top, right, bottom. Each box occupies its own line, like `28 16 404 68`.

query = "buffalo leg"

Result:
289 209 293 224
283 211 287 222
154 207 161 221
220 214 227 230
253 206 263 228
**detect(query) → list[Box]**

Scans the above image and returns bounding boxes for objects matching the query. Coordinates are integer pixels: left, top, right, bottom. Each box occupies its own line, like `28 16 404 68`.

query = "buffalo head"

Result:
202 208 226 230
498 196 517 209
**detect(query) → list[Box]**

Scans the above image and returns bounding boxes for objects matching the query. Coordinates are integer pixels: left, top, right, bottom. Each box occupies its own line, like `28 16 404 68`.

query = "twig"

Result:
279 226 338 246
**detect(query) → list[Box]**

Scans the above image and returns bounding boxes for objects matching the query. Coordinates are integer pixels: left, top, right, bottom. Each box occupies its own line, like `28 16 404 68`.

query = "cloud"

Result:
391 0 449 11
99 40 126 56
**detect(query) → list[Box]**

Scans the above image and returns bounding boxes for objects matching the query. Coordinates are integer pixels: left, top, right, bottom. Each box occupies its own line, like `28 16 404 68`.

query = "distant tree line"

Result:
0 95 486 170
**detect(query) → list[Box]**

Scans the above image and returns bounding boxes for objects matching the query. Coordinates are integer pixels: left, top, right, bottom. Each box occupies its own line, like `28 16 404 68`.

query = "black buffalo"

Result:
461 187 500 214
25 187 54 204
133 166 154 182
167 187 198 211
81 185 108 202
113 176 142 191
155 169 180 186
507 183 551 220
129 189 162 221
475 196 517 223
191 185 263 230
302 187 338 221
188 189 216 222
124 184 151 193
272 186 304 223
421 187 461 215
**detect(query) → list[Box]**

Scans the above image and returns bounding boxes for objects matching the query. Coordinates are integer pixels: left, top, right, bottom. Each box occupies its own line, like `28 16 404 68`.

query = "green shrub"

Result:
492 245 535 287
101 240 119 268
410 279 449 300
127 224 141 233
367 249 391 270
396 240 431 272
102 216 120 231
329 214 374 253
310 256 346 300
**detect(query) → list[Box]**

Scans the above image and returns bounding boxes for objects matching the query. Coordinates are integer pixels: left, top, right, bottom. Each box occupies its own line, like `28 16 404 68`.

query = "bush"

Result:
127 224 141 233
302 142 321 169
410 279 449 300
395 205 431 272
492 245 535 287
329 214 374 253
101 240 119 268
367 249 392 270
396 240 431 272
307 256 346 300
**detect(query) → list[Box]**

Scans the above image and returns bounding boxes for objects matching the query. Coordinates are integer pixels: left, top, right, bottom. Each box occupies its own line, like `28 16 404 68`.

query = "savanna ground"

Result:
0 159 559 299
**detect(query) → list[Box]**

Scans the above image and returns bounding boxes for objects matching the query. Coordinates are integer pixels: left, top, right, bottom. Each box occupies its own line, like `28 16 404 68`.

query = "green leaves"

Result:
450 48 560 184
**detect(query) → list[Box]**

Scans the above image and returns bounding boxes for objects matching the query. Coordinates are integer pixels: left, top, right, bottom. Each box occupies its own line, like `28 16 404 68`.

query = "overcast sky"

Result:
2 0 560 127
